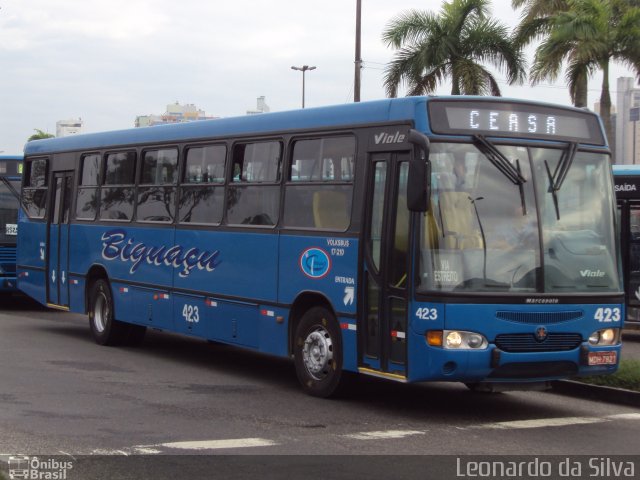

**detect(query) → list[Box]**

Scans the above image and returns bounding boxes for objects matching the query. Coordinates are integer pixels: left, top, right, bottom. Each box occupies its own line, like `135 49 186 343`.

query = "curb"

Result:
551 380 640 407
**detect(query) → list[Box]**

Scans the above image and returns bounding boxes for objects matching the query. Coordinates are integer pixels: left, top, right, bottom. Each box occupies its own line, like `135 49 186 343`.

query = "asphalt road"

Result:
1 295 639 479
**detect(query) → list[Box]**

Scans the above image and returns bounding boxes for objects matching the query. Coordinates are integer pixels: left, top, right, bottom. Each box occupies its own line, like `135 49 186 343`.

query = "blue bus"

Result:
613 164 640 328
17 97 623 396
0 155 23 293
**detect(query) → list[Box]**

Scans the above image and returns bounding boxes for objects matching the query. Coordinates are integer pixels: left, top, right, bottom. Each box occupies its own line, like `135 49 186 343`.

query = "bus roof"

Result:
23 96 603 156
612 164 640 175
24 97 426 156
0 155 23 160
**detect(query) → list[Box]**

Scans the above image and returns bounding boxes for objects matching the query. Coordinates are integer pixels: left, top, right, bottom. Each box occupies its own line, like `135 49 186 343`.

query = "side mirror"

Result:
407 129 431 212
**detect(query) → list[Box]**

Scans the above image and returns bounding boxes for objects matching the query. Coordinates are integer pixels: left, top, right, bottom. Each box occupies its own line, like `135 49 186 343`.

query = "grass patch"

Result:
577 359 640 392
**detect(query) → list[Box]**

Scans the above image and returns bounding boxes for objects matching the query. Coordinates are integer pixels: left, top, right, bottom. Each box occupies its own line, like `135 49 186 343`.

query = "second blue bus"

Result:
1 155 23 293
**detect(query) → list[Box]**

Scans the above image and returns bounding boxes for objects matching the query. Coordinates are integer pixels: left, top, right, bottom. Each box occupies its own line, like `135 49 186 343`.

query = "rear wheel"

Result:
88 279 129 346
293 306 345 398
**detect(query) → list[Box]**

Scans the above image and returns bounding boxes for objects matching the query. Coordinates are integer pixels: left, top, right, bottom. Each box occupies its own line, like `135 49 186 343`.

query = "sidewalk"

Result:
551 329 640 407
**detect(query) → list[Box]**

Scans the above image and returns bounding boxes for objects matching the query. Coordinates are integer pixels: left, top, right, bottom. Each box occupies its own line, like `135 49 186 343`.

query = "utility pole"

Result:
354 0 362 102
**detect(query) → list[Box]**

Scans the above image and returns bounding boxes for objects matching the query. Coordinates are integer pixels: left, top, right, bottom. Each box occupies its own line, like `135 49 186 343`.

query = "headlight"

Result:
588 328 620 346
426 330 488 349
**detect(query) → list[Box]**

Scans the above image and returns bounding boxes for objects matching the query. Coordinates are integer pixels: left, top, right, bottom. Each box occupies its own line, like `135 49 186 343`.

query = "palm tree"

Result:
28 129 55 142
511 0 591 107
382 0 526 97
530 0 640 144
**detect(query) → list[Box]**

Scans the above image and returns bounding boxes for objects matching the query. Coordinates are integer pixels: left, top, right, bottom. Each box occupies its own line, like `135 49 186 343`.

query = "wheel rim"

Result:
302 326 333 381
93 291 109 333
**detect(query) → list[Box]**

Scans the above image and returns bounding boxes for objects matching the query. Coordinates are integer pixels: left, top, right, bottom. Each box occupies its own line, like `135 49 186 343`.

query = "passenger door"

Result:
361 152 411 379
47 171 73 308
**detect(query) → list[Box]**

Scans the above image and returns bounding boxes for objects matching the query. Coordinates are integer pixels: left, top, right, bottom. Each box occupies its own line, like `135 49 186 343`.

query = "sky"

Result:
0 0 637 154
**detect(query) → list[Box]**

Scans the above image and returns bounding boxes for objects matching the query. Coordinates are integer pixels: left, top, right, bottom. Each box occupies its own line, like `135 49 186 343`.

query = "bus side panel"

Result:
257 305 288 356
172 293 208 338
172 229 279 350
277 235 358 315
129 285 173 330
70 224 175 326
16 220 48 305
173 230 278 302
339 316 358 373
209 300 259 348
68 275 85 313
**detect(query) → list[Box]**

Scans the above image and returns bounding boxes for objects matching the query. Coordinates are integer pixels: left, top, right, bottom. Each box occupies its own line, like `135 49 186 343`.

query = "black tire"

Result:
293 306 345 398
88 279 129 346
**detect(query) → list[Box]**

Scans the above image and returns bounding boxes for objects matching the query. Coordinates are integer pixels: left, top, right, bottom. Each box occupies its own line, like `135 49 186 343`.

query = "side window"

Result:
283 136 355 230
179 145 226 225
76 153 101 220
100 151 136 221
226 140 282 226
137 148 178 223
22 158 48 219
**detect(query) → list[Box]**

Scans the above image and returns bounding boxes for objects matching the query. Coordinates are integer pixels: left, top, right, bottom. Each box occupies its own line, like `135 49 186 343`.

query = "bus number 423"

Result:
182 304 200 323
416 307 438 320
594 307 621 323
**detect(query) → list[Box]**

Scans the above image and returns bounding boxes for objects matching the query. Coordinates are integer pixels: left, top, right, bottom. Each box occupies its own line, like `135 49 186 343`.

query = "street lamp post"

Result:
291 65 316 108
354 0 362 102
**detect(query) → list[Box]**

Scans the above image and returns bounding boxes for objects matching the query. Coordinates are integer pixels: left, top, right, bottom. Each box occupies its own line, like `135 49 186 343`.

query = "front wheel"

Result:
88 279 129 346
293 306 345 398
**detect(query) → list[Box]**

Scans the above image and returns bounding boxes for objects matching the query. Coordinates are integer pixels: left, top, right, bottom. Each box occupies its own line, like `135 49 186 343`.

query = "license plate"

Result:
588 351 617 366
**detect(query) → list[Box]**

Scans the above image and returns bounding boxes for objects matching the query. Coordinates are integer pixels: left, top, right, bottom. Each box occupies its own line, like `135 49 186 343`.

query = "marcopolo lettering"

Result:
101 229 221 277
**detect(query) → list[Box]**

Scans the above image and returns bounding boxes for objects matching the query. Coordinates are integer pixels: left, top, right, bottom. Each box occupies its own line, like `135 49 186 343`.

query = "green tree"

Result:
511 0 591 107
529 0 640 143
382 0 526 97
28 129 55 142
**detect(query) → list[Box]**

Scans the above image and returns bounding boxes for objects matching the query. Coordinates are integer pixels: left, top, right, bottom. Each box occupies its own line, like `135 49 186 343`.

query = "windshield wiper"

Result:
473 135 527 185
473 134 527 214
544 142 578 220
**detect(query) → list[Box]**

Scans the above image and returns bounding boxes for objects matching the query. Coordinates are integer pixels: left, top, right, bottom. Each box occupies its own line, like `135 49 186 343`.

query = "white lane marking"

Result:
90 449 131 455
133 447 162 454
606 413 640 420
474 417 605 429
156 438 278 450
344 430 425 440
473 413 640 430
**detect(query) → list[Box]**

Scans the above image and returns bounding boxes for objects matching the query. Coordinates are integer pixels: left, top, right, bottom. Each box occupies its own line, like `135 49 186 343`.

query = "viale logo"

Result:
580 269 605 278
374 131 406 145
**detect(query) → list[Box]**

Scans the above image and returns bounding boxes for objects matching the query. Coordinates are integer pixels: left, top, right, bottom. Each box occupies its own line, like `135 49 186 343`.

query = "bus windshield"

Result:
0 178 20 245
419 141 620 294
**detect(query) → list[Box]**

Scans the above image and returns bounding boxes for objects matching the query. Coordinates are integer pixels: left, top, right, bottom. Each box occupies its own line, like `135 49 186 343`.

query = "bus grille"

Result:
495 333 582 352
0 246 16 273
496 311 583 324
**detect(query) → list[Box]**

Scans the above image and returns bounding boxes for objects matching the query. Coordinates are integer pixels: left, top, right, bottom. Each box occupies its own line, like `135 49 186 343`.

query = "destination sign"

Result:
428 100 605 145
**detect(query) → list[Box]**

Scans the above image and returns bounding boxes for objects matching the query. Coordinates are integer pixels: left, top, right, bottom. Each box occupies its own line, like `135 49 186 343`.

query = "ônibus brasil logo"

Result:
101 229 221 277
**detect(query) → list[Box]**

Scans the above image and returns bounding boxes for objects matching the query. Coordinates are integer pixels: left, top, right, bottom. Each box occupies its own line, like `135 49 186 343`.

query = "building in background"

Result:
135 102 217 127
246 96 270 115
56 118 83 137
615 77 640 165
